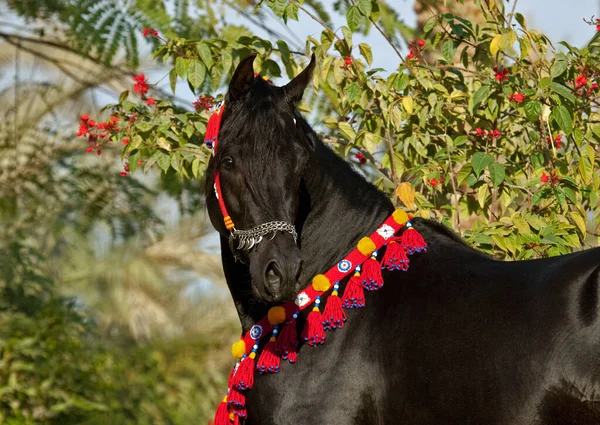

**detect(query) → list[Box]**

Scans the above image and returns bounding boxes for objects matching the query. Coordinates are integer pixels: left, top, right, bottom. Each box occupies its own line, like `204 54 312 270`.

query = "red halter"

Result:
205 104 235 231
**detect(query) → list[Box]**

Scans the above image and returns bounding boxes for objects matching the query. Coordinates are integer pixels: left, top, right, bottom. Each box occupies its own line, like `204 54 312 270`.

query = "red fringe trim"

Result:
227 388 245 409
256 339 280 374
302 309 326 347
275 318 297 360
231 356 255 391
341 274 365 308
322 294 346 330
213 400 230 425
382 240 409 271
402 227 427 254
361 256 384 290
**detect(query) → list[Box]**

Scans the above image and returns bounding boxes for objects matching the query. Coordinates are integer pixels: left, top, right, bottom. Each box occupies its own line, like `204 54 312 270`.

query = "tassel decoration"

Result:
302 297 326 347
256 330 280 374
361 250 384 291
322 283 346 330
233 407 247 420
214 396 230 425
231 350 256 391
287 350 298 364
382 240 409 271
276 312 298 360
401 222 427 254
341 266 365 308
227 388 246 409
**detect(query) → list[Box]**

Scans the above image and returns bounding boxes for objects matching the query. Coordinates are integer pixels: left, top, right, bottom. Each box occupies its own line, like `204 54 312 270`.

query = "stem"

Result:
368 16 405 63
385 128 397 184
506 0 520 29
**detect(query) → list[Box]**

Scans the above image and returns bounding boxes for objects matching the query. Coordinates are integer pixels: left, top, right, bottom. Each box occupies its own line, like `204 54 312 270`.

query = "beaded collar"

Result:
205 104 428 425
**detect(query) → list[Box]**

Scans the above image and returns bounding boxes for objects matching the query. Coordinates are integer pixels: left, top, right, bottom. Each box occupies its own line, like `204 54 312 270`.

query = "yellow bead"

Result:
231 340 246 359
223 396 228 403
230 412 235 421
312 274 331 292
392 209 409 225
268 306 286 325
357 236 376 256
249 351 256 359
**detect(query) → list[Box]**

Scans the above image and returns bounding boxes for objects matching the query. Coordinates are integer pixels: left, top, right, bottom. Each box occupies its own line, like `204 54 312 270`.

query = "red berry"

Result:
80 114 90 122
88 120 96 127
417 39 425 47
540 172 549 183
120 171 128 177
122 138 129 144
97 149 102 155
138 160 143 166
146 97 156 106
86 147 93 153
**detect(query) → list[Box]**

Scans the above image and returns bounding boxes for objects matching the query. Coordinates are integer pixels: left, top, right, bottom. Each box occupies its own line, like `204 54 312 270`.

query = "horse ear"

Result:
228 54 256 101
283 53 316 107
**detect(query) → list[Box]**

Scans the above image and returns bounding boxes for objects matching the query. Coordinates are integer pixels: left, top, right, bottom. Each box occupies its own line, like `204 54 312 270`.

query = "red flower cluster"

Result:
193 95 215 111
575 73 588 88
540 170 561 185
427 176 445 186
407 39 426 61
133 74 149 94
547 134 562 149
77 115 123 155
355 152 366 165
120 162 130 177
340 56 353 70
523 242 539 249
143 28 158 37
493 67 509 82
509 92 525 103
475 128 501 139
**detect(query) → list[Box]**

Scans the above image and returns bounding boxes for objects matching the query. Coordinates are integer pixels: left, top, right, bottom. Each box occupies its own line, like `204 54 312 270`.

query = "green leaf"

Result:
441 39 456 63
197 43 213 68
169 68 177 94
357 0 372 17
176 57 190 79
187 60 206 89
346 82 360 103
550 59 568 79
551 105 573 135
156 152 171 172
523 100 541 122
119 90 129 103
221 49 233 74
488 163 505 187
338 121 356 141
550 82 576 104
358 43 373 66
471 152 494 177
346 6 363 32
470 85 490 112
423 18 437 34
268 0 287 17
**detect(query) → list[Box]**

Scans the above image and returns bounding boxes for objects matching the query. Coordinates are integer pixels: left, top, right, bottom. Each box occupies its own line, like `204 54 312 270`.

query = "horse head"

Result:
206 53 316 305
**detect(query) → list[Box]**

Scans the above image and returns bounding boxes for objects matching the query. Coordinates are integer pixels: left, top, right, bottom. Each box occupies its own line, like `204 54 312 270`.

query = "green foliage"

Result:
98 1 600 261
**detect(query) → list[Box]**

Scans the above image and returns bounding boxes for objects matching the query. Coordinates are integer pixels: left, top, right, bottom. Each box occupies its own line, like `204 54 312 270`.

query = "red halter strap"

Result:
205 104 234 231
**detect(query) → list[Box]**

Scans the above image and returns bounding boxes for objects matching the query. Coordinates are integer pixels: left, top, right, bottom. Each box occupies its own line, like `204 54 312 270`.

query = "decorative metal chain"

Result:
228 221 297 260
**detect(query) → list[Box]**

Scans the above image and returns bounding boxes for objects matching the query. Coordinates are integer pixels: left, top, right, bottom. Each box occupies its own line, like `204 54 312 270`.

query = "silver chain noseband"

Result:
229 221 297 261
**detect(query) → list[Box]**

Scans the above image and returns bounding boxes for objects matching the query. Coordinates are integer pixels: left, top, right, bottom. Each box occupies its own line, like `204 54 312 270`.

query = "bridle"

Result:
205 102 298 261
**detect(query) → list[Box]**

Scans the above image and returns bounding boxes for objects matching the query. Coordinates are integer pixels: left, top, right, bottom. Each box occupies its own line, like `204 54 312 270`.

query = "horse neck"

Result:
296 136 394 284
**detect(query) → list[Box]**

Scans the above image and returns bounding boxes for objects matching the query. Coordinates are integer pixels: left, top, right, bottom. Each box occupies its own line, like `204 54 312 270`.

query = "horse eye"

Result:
221 156 234 171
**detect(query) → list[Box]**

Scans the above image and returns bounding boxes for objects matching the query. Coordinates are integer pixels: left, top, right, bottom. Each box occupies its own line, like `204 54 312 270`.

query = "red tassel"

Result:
382 240 409 271
361 254 384 291
227 388 245 409
302 305 326 347
322 290 346 330
232 414 241 425
287 350 298 364
256 337 280 374
231 354 255 391
233 407 247 420
275 317 298 360
214 398 230 425
402 225 427 254
341 272 365 308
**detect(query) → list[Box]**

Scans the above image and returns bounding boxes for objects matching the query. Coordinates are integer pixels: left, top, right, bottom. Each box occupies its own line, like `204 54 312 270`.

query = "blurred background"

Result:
0 0 598 424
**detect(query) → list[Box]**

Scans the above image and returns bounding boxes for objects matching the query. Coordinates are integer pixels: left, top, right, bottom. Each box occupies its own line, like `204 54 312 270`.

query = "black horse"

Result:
206 54 600 425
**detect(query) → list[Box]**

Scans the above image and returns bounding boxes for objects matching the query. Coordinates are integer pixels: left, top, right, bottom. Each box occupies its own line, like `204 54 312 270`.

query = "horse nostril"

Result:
265 261 282 289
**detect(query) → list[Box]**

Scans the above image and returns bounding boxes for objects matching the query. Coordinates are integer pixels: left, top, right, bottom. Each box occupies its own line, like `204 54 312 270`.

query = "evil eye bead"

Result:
337 259 352 273
250 325 263 340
